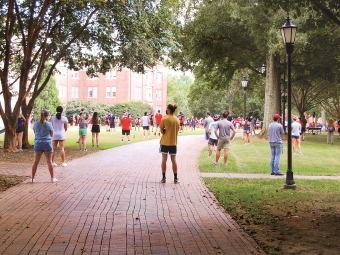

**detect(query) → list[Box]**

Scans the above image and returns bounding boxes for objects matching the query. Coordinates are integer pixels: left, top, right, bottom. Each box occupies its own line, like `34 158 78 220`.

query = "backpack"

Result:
328 126 335 132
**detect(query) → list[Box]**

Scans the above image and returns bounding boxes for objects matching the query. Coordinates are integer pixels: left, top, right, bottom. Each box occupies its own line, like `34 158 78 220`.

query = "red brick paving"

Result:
0 135 265 254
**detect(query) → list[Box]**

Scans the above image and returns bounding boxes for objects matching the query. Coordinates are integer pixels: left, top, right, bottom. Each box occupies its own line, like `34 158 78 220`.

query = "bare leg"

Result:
223 149 229 165
52 140 58 163
44 152 55 178
170 155 177 174
32 152 43 179
59 140 66 163
17 132 23 149
96 133 99 146
215 149 221 164
92 132 95 146
208 144 213 156
161 153 168 173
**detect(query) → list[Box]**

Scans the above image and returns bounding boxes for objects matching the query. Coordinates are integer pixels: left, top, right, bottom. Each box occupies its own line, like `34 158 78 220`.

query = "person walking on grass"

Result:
213 111 236 166
291 116 302 154
327 118 335 145
243 117 251 144
160 104 180 184
121 112 132 142
91 112 101 147
268 113 285 176
31 109 58 183
51 106 68 167
78 112 88 151
154 110 163 136
204 111 214 143
141 112 150 139
208 114 219 157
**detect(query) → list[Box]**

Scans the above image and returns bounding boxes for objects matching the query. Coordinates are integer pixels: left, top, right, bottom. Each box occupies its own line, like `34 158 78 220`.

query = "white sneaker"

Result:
31 178 35 183
61 162 67 167
51 178 58 183
52 162 58 167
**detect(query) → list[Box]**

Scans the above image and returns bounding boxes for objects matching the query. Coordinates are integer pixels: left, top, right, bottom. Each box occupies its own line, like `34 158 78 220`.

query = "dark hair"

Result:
222 111 230 118
144 112 147 116
206 111 211 116
167 104 178 114
56 106 63 120
92 112 99 124
227 116 232 121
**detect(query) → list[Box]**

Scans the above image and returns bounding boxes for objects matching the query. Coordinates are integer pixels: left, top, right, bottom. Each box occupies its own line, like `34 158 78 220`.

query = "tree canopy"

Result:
0 0 181 150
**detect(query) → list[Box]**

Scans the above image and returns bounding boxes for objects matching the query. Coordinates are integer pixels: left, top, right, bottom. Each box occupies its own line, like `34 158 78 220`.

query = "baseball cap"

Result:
273 113 281 119
213 114 219 121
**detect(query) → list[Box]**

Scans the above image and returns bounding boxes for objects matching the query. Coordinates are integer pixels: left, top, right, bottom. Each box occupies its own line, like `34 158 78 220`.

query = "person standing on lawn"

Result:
121 112 132 142
291 116 302 154
160 104 180 184
154 110 163 136
141 112 150 139
213 111 236 166
51 106 68 167
268 113 285 176
31 109 58 183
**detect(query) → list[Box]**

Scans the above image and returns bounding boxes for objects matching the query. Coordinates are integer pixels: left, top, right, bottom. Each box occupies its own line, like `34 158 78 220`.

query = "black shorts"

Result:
208 138 218 146
91 125 100 133
159 145 177 155
110 123 115 128
143 126 149 130
180 122 184 126
122 130 130 135
292 135 300 139
16 126 24 133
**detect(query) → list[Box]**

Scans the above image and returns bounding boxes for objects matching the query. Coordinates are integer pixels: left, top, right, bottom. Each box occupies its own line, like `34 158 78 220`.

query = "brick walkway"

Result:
0 135 265 255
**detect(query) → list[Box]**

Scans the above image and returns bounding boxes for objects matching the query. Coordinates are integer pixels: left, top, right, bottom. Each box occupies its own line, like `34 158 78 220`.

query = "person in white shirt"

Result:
291 116 302 154
51 106 68 167
141 112 150 139
208 114 219 157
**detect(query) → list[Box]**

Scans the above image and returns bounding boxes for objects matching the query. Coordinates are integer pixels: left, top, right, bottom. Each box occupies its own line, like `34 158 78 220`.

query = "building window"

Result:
135 87 142 99
71 86 79 98
58 85 67 97
155 89 161 100
156 72 162 82
136 73 142 79
106 69 117 79
145 72 151 80
61 67 67 77
72 71 79 79
88 87 98 98
106 87 116 98
146 86 152 101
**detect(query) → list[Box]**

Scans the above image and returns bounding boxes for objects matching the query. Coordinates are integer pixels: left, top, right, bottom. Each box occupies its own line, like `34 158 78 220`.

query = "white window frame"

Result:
71 86 79 98
146 86 152 101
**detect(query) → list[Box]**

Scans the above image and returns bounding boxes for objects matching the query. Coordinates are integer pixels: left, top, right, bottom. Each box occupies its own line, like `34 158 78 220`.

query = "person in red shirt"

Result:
120 112 132 142
154 110 163 136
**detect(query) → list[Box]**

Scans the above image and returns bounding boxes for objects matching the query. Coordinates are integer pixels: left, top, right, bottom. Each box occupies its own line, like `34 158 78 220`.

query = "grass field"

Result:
199 131 340 176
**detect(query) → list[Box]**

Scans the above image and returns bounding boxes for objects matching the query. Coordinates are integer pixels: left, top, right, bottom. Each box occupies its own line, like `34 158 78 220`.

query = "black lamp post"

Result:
241 76 249 119
281 16 297 189
281 89 287 132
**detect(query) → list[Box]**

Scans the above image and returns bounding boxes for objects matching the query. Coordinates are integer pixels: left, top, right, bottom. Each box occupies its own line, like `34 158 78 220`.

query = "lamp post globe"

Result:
281 16 297 189
241 76 249 119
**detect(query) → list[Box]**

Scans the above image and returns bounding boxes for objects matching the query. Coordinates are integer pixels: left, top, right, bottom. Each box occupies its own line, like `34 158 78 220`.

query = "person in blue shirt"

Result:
268 114 285 176
31 109 58 183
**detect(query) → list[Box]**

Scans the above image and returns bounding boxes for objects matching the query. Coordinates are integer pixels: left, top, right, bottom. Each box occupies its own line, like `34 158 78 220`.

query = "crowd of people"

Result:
20 105 340 184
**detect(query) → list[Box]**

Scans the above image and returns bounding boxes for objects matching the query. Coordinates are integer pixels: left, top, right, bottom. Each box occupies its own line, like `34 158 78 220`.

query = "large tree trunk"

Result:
21 101 34 148
259 52 281 139
3 115 17 152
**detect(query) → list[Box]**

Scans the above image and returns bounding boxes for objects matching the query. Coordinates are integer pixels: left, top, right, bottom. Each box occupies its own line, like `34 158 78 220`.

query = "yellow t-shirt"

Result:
160 114 180 146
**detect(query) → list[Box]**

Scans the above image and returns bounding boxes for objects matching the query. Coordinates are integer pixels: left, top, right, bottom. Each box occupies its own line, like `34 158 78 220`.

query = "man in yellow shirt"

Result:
160 104 180 184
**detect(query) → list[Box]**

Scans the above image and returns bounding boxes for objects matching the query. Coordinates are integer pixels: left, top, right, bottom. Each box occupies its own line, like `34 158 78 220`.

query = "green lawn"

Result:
0 125 205 150
199 132 340 176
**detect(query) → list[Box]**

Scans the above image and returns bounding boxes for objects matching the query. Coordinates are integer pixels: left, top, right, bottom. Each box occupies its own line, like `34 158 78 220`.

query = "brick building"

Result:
55 63 168 112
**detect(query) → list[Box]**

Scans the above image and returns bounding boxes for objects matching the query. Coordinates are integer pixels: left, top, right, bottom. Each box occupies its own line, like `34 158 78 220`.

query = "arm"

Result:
230 128 236 140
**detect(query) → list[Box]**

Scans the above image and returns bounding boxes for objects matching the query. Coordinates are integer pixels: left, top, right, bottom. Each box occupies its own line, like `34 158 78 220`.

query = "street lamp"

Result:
281 89 287 132
281 15 297 189
241 76 249 119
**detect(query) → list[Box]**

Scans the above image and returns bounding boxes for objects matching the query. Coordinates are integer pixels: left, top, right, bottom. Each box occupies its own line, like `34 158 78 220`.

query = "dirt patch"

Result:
229 200 340 255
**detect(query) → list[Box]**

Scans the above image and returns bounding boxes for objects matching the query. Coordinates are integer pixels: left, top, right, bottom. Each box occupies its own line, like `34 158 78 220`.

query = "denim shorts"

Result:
34 141 53 153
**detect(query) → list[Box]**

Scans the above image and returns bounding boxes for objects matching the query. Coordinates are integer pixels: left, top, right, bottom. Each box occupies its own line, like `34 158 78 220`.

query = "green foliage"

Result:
65 100 152 124
32 77 62 120
167 74 194 117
